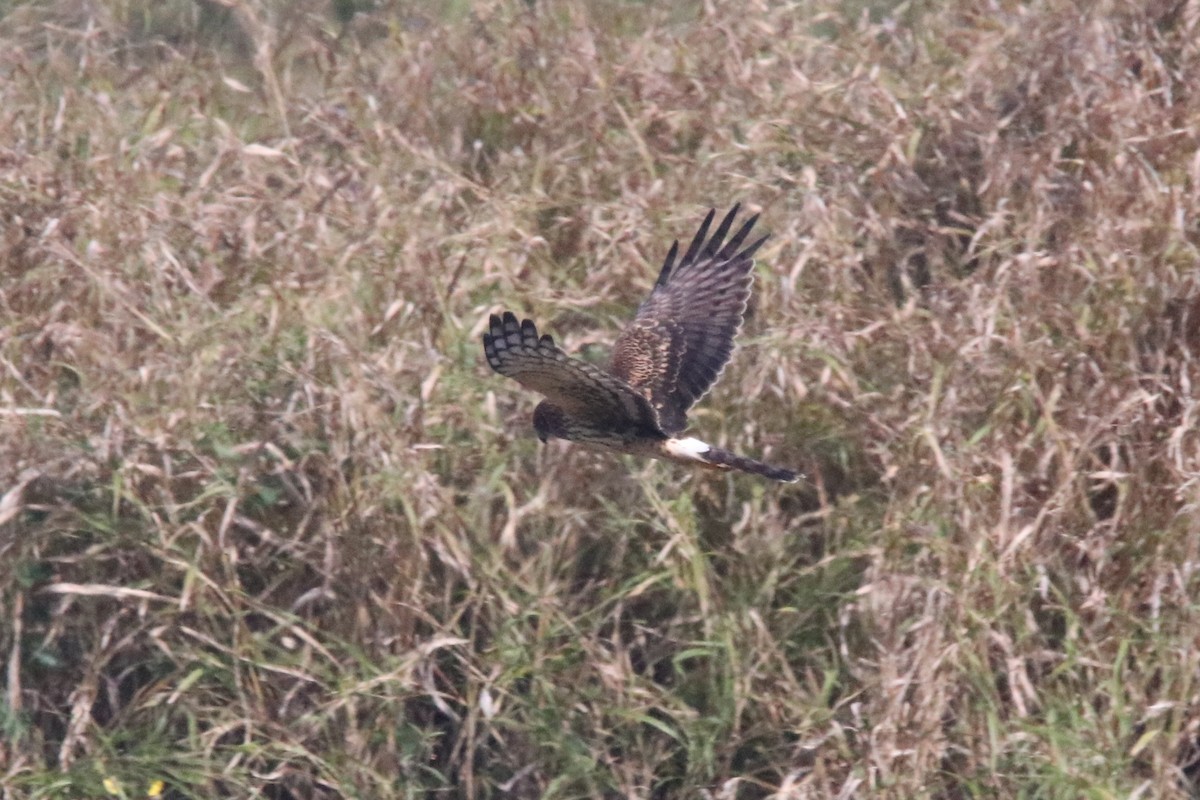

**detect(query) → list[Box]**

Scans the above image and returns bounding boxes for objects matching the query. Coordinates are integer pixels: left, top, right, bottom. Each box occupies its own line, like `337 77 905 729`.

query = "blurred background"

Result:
1 0 1198 797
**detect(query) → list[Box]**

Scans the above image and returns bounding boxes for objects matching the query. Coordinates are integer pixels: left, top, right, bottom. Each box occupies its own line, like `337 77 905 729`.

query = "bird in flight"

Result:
482 204 798 482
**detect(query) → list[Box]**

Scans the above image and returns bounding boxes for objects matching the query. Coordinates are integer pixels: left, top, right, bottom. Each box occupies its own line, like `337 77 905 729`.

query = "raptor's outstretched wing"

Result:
609 204 768 434
483 311 662 430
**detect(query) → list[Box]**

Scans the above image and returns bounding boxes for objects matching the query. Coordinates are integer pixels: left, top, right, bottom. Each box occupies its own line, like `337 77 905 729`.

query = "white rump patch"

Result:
665 437 711 462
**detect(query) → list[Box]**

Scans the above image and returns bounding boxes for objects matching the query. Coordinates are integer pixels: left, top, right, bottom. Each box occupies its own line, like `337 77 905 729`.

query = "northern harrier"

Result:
482 204 798 482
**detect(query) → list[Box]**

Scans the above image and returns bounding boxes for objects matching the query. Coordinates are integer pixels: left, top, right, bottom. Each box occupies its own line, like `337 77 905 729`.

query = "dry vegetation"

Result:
1 0 1199 797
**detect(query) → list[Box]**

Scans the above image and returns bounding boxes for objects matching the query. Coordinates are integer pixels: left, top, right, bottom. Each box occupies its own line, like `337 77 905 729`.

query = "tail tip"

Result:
763 465 801 483
700 444 802 484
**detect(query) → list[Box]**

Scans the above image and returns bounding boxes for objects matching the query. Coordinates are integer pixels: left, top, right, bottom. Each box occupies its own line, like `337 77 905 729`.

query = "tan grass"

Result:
2 0 1199 797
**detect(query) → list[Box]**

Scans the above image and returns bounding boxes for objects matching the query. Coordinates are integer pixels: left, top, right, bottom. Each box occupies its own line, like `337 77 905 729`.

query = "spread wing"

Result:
609 204 769 434
483 311 662 430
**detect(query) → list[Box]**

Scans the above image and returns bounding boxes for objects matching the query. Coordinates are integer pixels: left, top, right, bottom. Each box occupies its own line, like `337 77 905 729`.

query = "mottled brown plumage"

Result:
610 204 765 433
482 205 798 483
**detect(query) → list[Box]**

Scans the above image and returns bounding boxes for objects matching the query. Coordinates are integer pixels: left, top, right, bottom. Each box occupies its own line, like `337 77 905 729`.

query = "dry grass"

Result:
1 0 1199 797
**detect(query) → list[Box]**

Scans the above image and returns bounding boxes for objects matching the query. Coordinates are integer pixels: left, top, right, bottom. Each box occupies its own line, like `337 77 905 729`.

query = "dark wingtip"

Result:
677 203 771 266
680 207 718 267
482 315 503 370
716 207 768 261
742 232 770 261
705 204 742 258
484 313 504 347
656 239 680 288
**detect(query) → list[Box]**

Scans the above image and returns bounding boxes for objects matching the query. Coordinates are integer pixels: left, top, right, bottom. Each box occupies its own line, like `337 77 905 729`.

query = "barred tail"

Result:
703 446 800 483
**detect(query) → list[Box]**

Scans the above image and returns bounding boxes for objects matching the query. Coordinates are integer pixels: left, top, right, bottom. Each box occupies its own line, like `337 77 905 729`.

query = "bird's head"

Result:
532 402 569 443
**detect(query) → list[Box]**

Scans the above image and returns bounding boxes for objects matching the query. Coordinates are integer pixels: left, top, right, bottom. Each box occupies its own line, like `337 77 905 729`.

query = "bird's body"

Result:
482 205 798 483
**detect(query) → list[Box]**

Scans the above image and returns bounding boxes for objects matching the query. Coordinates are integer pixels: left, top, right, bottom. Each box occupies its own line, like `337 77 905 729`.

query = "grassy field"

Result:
2 0 1199 797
